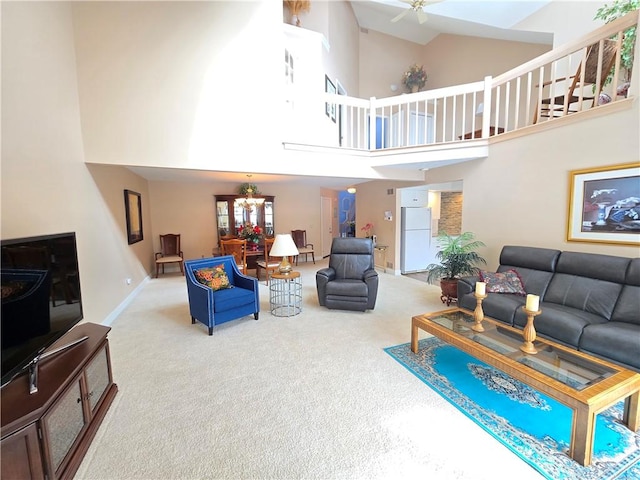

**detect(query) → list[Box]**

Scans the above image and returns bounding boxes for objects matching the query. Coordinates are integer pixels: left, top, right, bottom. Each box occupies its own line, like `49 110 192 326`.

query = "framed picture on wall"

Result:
325 74 336 122
124 189 144 245
567 162 640 246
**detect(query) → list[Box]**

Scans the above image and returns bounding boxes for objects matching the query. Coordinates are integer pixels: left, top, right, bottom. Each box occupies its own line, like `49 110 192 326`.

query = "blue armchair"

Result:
184 256 260 335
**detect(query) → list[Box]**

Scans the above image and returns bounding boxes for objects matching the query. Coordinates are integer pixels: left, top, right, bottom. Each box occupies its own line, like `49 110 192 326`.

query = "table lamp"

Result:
270 233 300 274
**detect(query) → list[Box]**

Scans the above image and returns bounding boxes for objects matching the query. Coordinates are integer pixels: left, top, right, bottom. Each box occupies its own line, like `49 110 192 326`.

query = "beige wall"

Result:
423 104 640 270
422 34 550 89
359 29 424 98
72 1 285 171
516 0 608 47
1 2 154 325
358 27 550 99
147 180 325 270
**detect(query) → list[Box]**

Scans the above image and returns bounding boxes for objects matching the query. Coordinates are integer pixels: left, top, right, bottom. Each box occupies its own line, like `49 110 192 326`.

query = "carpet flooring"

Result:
385 337 640 480
74 260 557 479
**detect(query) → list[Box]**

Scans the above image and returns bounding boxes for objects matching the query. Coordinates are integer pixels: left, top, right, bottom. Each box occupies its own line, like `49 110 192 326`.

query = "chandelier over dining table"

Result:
235 175 265 211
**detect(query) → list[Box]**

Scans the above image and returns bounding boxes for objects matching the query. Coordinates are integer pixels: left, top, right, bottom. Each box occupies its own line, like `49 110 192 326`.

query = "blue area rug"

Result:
384 337 640 480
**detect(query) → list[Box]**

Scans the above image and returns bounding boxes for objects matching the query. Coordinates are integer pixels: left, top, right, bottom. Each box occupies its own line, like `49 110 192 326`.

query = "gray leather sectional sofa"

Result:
458 246 640 372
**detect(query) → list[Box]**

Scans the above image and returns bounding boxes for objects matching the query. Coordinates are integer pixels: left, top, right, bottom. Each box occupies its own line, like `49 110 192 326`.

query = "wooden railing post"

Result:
482 76 492 138
368 97 377 150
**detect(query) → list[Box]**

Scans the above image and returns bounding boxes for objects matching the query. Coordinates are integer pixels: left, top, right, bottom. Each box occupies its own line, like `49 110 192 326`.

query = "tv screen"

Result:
1 232 83 387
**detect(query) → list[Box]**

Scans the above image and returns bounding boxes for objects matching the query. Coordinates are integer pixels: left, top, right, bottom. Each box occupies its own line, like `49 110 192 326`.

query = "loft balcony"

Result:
282 11 638 173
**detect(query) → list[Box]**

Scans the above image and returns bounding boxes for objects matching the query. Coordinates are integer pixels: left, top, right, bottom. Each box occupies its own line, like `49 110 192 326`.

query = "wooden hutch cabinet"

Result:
1 323 117 480
215 194 275 245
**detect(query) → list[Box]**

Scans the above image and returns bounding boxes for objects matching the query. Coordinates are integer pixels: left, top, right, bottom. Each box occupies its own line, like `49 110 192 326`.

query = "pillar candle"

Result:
526 294 540 312
475 282 486 295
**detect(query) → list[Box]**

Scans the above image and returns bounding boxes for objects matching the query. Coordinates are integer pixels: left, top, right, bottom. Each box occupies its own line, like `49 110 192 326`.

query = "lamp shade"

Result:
270 234 299 257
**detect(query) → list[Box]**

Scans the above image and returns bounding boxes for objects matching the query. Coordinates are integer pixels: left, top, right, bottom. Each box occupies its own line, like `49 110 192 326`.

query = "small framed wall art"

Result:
567 162 640 246
325 74 336 122
124 189 144 245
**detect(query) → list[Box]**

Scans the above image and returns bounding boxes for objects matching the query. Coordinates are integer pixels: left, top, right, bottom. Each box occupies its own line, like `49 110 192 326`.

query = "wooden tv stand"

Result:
1 323 118 479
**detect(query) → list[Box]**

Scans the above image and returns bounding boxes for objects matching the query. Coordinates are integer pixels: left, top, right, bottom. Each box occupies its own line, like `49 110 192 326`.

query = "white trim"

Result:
101 276 151 326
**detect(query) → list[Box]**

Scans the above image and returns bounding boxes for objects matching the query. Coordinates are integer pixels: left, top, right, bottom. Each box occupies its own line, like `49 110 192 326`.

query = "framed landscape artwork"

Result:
124 189 144 245
567 162 640 246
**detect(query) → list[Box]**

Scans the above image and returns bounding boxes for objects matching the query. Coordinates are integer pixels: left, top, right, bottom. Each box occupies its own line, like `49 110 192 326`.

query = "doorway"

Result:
320 196 333 258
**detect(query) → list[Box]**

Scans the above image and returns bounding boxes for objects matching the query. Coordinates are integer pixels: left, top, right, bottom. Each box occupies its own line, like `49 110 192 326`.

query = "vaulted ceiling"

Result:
349 0 553 45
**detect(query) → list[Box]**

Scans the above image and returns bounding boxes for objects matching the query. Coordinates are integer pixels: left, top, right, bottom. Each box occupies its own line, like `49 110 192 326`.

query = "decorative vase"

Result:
290 14 300 26
595 203 608 226
411 85 419 93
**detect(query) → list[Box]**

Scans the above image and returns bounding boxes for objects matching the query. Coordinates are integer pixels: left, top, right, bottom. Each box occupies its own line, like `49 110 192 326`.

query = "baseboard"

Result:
101 276 150 326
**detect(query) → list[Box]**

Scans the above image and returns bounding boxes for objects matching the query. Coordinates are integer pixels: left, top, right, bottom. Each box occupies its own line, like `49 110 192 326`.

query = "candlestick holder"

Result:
520 306 542 354
472 293 487 332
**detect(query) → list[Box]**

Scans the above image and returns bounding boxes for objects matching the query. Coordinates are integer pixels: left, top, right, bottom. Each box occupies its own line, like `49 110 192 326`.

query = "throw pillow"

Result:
480 270 526 296
1 281 30 301
194 265 232 291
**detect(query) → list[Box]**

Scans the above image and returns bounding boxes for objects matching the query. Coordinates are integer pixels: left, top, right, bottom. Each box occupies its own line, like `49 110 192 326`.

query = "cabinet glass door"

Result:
216 201 230 237
264 201 274 236
44 378 85 472
85 346 111 413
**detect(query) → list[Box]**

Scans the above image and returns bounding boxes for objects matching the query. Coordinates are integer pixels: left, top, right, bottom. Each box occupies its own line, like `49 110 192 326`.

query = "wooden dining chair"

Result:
256 237 280 285
220 238 247 273
291 230 315 265
155 234 184 278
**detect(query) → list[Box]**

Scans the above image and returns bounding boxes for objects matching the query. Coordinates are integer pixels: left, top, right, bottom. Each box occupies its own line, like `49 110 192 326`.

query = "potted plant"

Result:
425 231 487 303
237 222 262 249
594 0 638 83
283 0 310 27
403 64 427 93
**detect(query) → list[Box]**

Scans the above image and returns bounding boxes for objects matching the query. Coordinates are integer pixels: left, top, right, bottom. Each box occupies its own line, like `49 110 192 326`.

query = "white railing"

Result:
315 10 637 152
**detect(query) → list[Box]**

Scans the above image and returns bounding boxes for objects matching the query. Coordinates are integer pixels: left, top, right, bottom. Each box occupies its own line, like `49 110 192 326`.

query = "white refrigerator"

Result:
401 207 432 273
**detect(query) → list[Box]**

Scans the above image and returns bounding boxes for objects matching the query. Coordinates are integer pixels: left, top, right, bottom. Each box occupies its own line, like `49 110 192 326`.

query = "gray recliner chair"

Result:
316 238 379 311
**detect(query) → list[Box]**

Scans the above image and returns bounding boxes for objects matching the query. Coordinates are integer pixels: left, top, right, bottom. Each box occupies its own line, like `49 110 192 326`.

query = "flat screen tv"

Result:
1 232 83 387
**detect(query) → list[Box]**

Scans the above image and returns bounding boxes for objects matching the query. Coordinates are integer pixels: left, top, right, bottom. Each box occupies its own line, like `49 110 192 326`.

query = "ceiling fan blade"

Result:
416 9 428 24
391 9 410 23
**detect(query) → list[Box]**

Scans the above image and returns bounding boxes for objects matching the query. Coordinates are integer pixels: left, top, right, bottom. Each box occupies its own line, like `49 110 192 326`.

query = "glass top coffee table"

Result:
411 308 640 466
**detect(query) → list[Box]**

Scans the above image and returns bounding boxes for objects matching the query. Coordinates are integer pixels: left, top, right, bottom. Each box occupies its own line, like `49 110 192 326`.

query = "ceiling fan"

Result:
391 0 441 25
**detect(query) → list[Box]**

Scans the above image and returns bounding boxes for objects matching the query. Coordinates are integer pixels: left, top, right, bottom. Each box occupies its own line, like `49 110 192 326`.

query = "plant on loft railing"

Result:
594 0 638 84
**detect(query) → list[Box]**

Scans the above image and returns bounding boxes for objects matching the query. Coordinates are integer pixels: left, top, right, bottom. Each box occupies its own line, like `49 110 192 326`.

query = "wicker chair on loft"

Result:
291 230 315 265
534 39 618 123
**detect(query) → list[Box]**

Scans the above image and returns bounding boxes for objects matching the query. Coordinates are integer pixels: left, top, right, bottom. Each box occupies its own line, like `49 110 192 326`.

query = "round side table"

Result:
269 271 302 317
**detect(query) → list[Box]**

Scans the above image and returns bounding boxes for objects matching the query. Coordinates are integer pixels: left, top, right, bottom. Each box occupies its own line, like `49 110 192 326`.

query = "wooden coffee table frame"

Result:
411 308 640 466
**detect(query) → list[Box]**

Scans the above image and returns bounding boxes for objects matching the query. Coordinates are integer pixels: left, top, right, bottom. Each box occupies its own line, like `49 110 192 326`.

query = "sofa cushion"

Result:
611 285 640 325
625 258 640 286
611 259 640 326
212 286 255 313
555 251 629 283
513 303 608 348
194 264 232 291
496 266 554 298
499 246 560 272
326 279 368 297
579 322 640 371
544 274 622 321
480 270 526 295
497 246 561 299
476 293 525 326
